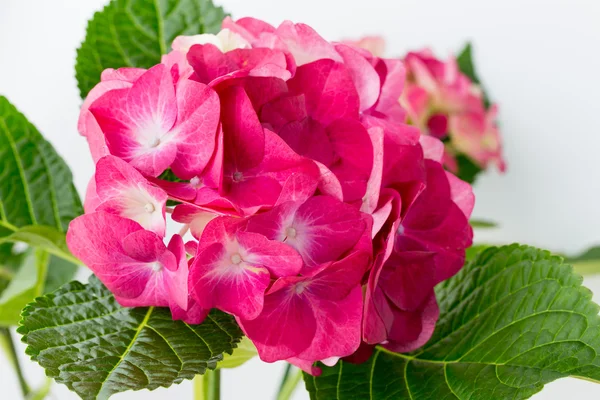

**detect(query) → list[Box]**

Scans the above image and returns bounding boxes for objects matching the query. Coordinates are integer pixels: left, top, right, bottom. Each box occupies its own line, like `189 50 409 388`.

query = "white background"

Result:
1 0 600 398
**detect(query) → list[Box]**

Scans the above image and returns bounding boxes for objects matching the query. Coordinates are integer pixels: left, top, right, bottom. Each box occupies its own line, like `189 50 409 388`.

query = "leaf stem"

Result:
0 327 31 398
277 364 302 400
194 369 221 400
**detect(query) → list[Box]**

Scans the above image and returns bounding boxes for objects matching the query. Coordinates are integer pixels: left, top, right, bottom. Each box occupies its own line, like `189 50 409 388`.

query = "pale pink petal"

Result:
275 21 343 66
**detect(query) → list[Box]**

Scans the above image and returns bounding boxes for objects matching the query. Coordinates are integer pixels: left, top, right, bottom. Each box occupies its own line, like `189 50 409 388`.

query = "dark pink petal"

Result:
238 277 317 362
325 118 374 202
398 160 473 283
187 44 234 84
379 251 436 311
294 285 363 363
287 59 359 125
220 86 265 171
384 293 439 353
170 79 220 179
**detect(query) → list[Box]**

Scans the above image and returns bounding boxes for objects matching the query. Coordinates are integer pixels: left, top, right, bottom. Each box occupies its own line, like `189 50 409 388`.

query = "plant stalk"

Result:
277 364 302 400
194 369 221 400
0 327 31 398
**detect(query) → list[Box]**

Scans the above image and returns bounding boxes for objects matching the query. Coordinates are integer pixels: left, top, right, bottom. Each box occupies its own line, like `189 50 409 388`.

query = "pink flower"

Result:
89 155 168 236
67 212 189 315
238 250 369 365
401 49 505 173
246 196 367 272
72 16 477 372
189 217 303 320
90 63 220 178
450 105 506 171
364 158 473 351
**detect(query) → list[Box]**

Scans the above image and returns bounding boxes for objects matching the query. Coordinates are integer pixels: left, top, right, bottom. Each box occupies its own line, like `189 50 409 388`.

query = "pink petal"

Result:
189 242 270 320
238 277 317 362
287 59 359 125
94 155 167 236
335 44 381 111
236 231 303 277
275 21 343 66
246 196 366 270
169 79 220 179
220 85 265 171
67 212 174 305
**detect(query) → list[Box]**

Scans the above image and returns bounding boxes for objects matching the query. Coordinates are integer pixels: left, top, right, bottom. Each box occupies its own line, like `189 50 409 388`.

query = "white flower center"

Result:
286 227 297 239
144 203 155 213
149 138 161 148
230 253 242 265
150 262 163 272
190 176 201 188
295 282 308 295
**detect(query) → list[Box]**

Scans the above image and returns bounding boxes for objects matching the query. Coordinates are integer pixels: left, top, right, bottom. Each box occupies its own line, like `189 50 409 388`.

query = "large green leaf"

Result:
0 96 83 260
305 245 600 399
19 276 244 399
76 0 228 98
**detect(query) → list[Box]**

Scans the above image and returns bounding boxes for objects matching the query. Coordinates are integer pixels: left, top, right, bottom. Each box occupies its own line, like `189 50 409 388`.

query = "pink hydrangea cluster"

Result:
348 39 505 173
67 17 474 374
402 50 505 172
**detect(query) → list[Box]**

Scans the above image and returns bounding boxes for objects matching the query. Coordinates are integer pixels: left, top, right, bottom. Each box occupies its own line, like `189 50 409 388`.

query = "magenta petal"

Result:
238 278 317 362
189 242 270 320
384 293 440 353
295 285 363 363
122 229 174 266
291 196 367 268
380 251 436 311
170 79 220 179
236 231 303 277
288 59 359 125
220 86 265 171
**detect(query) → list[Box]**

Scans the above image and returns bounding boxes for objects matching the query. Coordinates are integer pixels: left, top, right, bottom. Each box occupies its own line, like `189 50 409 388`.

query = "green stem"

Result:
0 328 31 398
277 365 302 400
194 369 221 400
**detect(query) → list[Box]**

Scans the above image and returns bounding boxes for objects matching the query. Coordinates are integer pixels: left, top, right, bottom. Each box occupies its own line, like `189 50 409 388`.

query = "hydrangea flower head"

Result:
69 18 474 374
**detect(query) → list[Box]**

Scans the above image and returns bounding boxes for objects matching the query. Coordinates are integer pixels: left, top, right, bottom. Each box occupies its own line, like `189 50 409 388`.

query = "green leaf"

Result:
19 276 244 400
218 336 257 369
0 250 48 326
565 246 600 276
305 244 600 399
76 0 229 98
0 96 82 259
454 153 483 184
